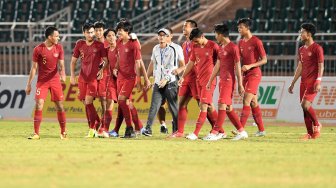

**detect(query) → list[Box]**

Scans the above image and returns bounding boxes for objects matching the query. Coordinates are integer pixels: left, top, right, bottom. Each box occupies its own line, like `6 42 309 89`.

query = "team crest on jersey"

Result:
308 52 312 56
205 52 209 56
224 51 228 56
125 48 129 52
248 46 252 50
240 48 243 52
93 48 97 53
53 53 59 58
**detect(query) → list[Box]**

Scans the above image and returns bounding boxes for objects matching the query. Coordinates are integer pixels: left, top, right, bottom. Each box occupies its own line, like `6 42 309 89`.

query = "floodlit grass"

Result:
0 120 335 188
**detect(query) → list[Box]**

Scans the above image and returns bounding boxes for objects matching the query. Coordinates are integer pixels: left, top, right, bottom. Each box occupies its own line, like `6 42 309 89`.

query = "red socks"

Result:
178 107 187 133
114 107 123 133
240 106 251 128
118 100 132 127
57 111 66 134
303 111 314 135
307 106 319 127
212 110 226 134
227 109 244 132
207 110 218 129
252 106 265 131
104 110 113 132
33 110 42 135
130 106 143 131
86 103 98 129
194 111 207 136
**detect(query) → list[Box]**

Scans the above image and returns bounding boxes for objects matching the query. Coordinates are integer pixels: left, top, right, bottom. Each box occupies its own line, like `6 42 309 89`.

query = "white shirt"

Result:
151 43 183 85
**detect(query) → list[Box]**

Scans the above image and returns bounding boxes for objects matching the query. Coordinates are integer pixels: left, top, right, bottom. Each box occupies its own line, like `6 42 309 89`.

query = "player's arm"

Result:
172 59 185 76
25 61 38 95
178 60 195 86
235 61 245 96
314 60 324 92
135 59 142 91
58 59 66 83
288 61 302 94
147 60 154 78
97 57 109 80
242 56 267 72
140 60 151 89
206 59 220 90
70 56 78 85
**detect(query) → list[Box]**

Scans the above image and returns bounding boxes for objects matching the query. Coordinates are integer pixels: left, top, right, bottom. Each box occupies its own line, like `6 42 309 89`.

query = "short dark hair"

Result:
237 18 253 29
185 19 198 28
93 21 105 29
166 27 173 34
45 26 58 38
189 28 203 41
214 23 229 37
82 23 94 32
301 23 316 37
104 28 116 38
116 19 133 33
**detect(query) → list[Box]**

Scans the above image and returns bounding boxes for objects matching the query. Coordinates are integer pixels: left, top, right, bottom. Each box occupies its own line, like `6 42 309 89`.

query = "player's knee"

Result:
250 100 258 108
301 102 310 111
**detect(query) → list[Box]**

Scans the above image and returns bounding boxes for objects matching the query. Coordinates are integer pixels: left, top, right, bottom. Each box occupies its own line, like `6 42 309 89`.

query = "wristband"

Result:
316 77 322 81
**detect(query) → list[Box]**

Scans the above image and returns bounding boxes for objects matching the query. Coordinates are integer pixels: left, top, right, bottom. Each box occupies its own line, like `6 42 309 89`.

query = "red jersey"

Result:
238 36 266 76
298 43 324 83
116 39 141 80
218 42 240 81
190 40 219 86
73 40 107 82
33 43 64 82
107 46 118 76
182 41 197 82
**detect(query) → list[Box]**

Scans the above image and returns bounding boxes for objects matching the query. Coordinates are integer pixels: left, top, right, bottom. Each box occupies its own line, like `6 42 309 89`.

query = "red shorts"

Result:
35 79 64 101
178 80 199 99
77 80 98 101
218 79 235 105
300 81 317 102
117 78 136 99
106 77 118 102
243 73 261 95
197 83 215 104
97 75 108 98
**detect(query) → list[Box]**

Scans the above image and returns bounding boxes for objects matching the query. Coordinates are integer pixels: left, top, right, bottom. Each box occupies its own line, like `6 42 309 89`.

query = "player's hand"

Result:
25 84 31 95
158 79 168 88
60 74 66 83
70 75 76 85
206 82 211 90
314 80 321 92
144 78 151 89
113 69 118 77
288 83 294 94
241 65 252 72
97 70 103 80
129 33 138 40
178 77 184 87
238 84 245 96
172 68 179 75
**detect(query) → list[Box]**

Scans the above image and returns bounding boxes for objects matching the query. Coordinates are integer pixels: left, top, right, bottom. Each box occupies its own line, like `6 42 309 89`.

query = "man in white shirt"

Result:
142 28 185 136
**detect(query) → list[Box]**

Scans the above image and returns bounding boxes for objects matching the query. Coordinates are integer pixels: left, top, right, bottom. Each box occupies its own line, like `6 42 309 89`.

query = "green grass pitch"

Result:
0 120 335 188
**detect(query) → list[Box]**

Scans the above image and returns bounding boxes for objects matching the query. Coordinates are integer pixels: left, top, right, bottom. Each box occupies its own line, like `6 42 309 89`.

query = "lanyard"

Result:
160 47 168 80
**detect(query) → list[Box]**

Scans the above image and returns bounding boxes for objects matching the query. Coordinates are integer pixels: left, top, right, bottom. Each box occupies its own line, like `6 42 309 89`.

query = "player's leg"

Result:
250 94 266 136
28 83 48 139
50 81 67 139
117 79 136 138
301 82 321 139
240 92 254 128
129 101 143 133
226 105 248 140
